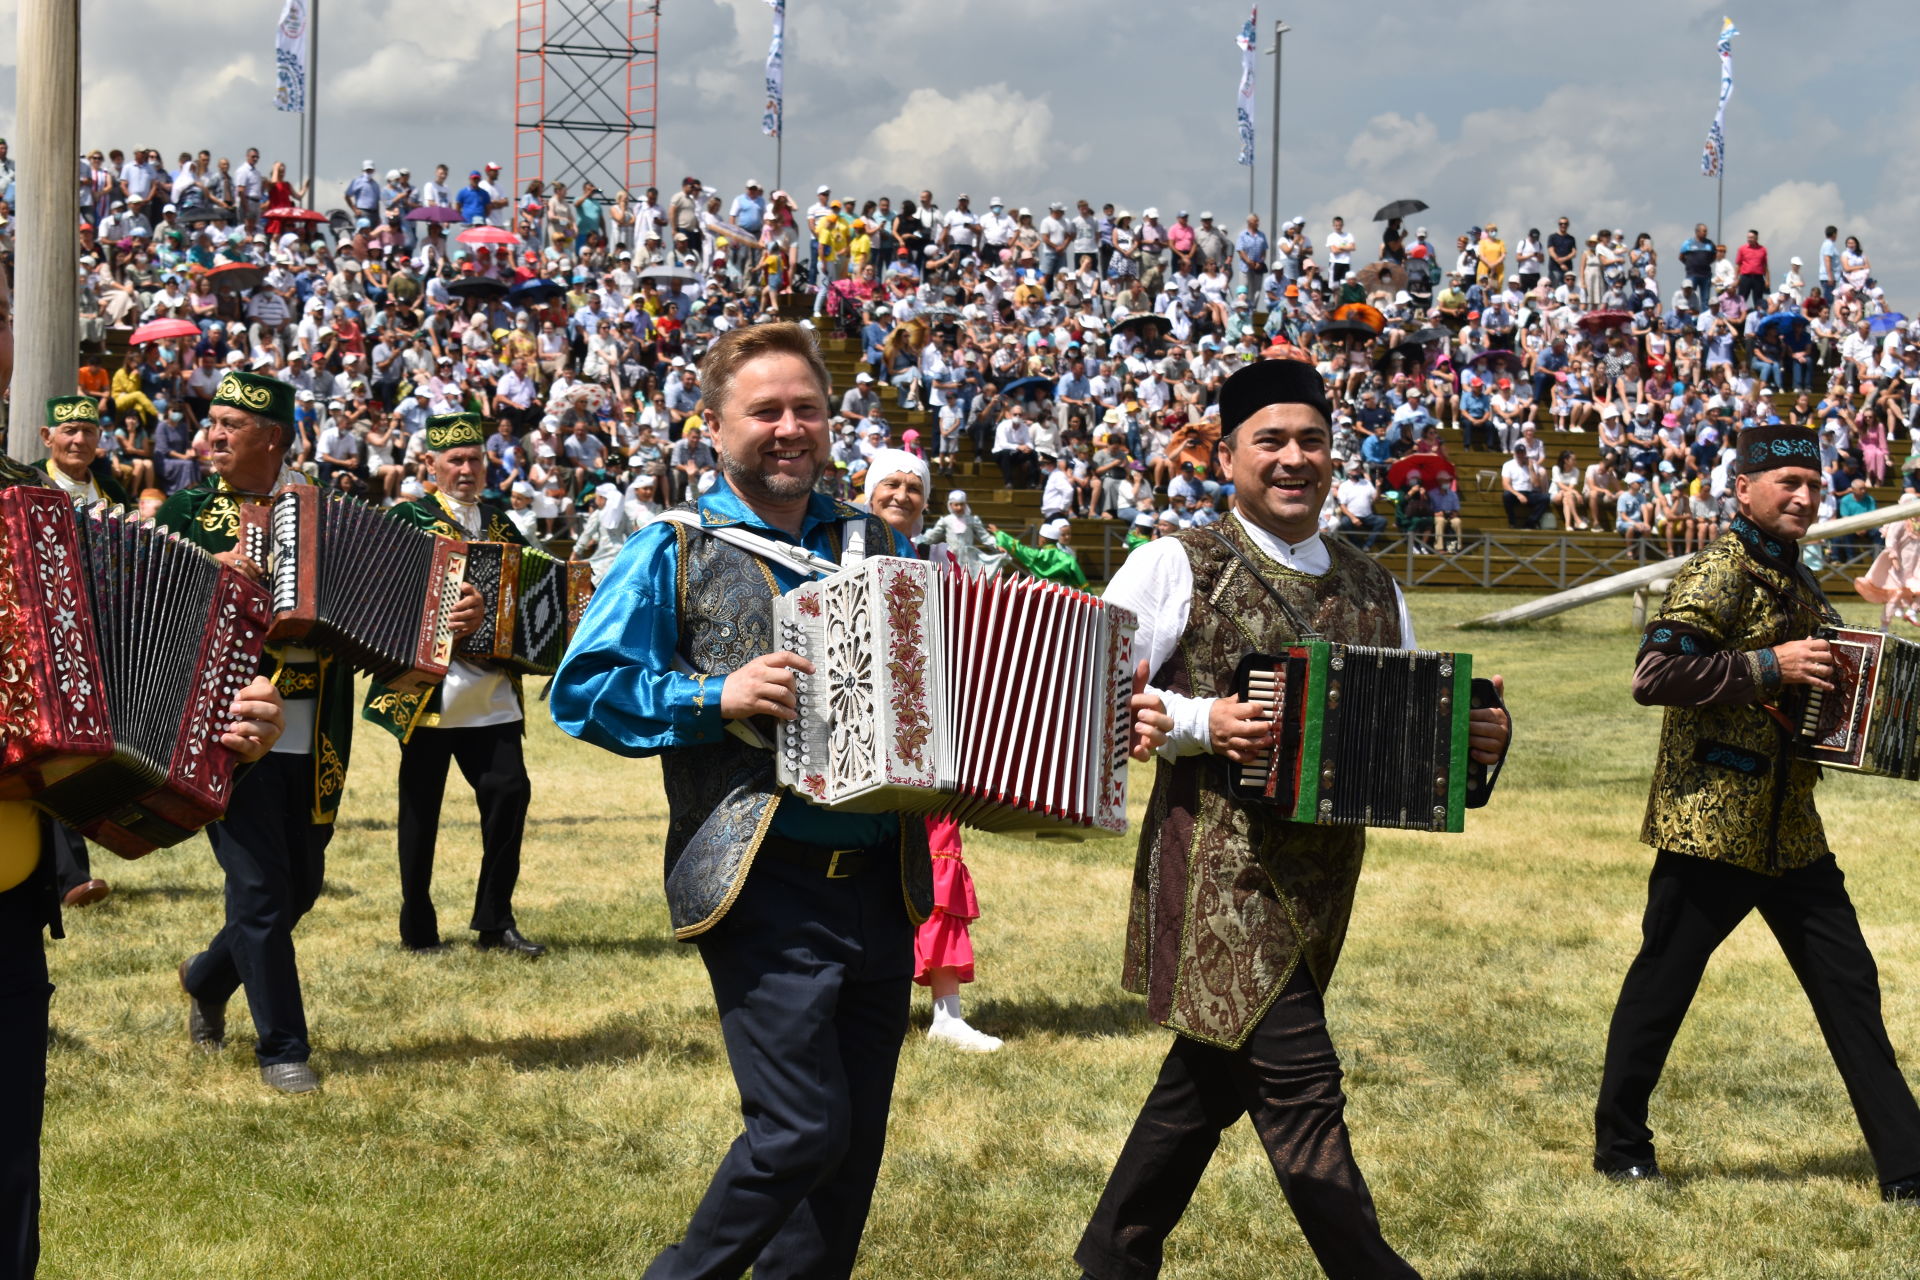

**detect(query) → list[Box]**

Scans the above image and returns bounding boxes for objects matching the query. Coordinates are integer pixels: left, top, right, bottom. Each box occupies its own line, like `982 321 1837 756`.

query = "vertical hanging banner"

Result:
275 0 309 113
1700 16 1738 177
762 0 785 138
1236 5 1257 167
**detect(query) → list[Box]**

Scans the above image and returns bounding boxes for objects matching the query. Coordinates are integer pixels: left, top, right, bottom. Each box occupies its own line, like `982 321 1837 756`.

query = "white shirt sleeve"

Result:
1101 538 1213 758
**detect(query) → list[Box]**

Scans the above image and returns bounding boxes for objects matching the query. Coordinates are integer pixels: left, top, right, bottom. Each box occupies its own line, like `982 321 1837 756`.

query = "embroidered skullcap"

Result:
212 370 296 429
44 396 100 428
1218 357 1333 436
1734 424 1820 475
425 412 486 451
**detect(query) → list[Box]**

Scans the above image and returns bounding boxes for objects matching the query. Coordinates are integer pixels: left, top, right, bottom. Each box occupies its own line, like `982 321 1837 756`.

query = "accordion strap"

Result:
1204 527 1323 641
657 509 845 579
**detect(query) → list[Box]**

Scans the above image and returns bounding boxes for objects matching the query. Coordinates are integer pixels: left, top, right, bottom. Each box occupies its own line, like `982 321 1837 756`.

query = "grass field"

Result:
37 589 1920 1279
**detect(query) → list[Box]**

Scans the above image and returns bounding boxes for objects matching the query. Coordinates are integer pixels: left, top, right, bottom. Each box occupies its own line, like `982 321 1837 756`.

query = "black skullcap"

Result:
1218 358 1334 436
1734 424 1821 475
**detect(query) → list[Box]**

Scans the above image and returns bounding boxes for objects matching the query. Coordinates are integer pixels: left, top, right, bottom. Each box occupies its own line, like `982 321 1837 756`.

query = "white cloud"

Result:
843 85 1062 197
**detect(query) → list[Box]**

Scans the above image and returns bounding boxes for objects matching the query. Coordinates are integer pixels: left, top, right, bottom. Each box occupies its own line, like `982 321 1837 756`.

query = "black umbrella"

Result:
999 376 1053 399
1372 199 1428 222
1113 312 1173 340
1466 349 1523 373
1314 320 1378 341
1401 326 1453 348
448 277 509 300
505 277 568 305
177 205 230 226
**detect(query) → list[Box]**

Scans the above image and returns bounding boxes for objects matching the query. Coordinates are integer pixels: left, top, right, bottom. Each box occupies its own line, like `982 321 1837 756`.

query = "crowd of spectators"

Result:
49 139 1915 566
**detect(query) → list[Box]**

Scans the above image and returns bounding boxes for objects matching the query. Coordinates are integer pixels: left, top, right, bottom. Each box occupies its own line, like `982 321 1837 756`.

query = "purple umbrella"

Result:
405 205 464 224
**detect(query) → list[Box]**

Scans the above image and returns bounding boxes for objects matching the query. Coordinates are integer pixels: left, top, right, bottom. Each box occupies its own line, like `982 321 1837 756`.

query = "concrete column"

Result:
10 0 81 463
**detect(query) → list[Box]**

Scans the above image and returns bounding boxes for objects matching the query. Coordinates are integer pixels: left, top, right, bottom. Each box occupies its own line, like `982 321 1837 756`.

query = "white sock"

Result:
932 994 962 1026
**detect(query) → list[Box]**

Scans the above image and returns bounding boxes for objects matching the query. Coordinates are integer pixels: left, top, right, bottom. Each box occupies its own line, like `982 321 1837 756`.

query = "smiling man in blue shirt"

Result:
552 322 929 1280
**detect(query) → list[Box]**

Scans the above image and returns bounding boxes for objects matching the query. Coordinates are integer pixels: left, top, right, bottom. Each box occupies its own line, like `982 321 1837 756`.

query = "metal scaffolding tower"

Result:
514 0 659 202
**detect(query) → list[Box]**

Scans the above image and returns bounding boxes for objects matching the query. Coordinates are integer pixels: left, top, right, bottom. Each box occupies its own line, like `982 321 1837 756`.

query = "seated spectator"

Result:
1499 445 1548 528
1549 449 1587 530
1428 470 1464 553
1334 460 1387 549
1584 450 1621 530
1616 472 1654 556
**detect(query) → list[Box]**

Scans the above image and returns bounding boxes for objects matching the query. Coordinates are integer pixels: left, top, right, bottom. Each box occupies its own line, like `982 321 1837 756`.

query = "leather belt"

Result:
759 834 880 879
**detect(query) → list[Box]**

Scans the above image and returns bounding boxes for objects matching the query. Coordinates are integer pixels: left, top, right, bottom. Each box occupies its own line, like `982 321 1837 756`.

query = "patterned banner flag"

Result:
762 0 785 138
1236 6 1257 167
1701 17 1738 177
274 0 308 114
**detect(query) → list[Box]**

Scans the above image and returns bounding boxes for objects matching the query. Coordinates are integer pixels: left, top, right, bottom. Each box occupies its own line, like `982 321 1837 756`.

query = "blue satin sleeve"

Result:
550 522 722 757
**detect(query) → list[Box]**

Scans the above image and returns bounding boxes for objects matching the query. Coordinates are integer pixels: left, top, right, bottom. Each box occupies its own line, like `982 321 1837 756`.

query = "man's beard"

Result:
719 447 822 503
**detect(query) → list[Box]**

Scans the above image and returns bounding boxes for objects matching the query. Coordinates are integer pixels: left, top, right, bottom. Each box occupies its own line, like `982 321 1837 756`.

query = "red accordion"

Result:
0 486 271 857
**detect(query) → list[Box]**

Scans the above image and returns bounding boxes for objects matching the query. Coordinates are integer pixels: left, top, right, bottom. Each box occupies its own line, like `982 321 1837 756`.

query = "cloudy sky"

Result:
0 0 1911 295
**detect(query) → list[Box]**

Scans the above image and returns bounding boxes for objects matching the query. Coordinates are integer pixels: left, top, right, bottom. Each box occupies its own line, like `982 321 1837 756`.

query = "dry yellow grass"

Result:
36 590 1920 1278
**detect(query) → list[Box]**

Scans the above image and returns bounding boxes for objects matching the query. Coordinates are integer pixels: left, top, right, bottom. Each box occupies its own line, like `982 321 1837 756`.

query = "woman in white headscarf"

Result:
917 489 1007 575
573 481 637 583
860 448 1002 1053
859 447 931 536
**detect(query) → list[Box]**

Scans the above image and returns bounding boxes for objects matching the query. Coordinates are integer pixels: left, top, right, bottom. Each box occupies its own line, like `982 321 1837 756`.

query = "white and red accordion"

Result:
773 556 1138 837
242 486 468 693
0 485 271 857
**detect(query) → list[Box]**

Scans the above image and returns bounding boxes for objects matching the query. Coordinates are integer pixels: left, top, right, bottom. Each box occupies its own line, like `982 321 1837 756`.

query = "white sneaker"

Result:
927 1020 1004 1053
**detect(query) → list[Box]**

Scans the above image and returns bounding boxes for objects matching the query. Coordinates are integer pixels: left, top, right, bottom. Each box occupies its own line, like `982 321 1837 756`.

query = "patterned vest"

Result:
1123 518 1403 1049
1639 521 1834 873
659 511 933 939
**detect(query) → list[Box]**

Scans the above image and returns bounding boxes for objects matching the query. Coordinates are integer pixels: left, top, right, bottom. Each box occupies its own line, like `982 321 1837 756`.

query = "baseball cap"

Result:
1199 211 1214 220
361 159 374 170
855 372 873 383
745 177 761 188
817 183 830 194
486 162 502 171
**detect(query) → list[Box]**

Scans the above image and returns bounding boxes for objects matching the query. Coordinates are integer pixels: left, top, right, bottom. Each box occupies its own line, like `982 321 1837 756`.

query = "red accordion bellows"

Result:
0 486 271 858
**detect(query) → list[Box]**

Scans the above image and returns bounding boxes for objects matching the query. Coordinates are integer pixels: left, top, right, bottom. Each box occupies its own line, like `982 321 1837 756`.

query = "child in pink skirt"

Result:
916 814 1001 1052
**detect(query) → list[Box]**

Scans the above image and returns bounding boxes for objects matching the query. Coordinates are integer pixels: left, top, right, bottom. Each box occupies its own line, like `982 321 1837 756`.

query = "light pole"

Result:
1267 19 1289 247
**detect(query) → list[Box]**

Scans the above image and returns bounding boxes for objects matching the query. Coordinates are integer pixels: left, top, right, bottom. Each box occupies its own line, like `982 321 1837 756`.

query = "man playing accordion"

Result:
1081 359 1510 1279
1594 423 1920 1203
553 323 929 1280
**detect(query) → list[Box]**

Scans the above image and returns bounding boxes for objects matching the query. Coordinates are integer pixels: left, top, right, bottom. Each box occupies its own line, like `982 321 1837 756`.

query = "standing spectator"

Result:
1546 216 1577 286
1678 223 1716 301
728 179 767 278
1734 229 1770 309
1500 444 1548 528
1323 215 1356 282
1235 214 1268 303
1476 222 1507 286
344 160 382 226
667 175 704 260
1194 212 1230 274
1818 225 1841 293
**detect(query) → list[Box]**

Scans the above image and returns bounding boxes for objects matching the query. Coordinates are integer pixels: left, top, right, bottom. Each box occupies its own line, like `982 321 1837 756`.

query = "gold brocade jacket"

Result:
1638 517 1839 874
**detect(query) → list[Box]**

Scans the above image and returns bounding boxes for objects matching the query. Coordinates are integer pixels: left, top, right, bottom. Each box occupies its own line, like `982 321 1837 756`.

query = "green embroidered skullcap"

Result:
44 396 100 428
211 370 296 428
424 412 487 451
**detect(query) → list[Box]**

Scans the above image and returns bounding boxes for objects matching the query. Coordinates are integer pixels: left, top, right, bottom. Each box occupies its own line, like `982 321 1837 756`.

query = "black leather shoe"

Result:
178 959 225 1051
475 928 546 958
1884 1174 1920 1204
1595 1160 1665 1184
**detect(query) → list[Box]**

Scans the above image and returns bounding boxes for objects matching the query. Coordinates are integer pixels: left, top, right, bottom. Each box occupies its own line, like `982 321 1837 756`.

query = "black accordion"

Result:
1231 642 1502 831
241 486 467 693
0 486 271 857
458 542 595 676
1789 626 1920 777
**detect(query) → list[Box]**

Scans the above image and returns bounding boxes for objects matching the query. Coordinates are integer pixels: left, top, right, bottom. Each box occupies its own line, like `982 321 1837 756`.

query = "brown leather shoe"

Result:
62 879 109 907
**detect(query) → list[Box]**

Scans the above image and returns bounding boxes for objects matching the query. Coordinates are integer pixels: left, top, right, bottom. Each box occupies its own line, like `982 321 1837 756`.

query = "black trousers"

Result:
1595 849 1920 1183
183 753 331 1067
1078 967 1420 1280
394 720 529 948
644 844 913 1280
0 880 48 1280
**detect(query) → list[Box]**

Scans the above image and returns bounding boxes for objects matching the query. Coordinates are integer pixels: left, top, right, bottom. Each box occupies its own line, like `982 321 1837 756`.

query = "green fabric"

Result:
154 479 355 823
994 529 1087 588
39 458 131 507
45 395 100 427
1640 530 1830 873
211 370 296 430
424 412 486 452
361 494 528 745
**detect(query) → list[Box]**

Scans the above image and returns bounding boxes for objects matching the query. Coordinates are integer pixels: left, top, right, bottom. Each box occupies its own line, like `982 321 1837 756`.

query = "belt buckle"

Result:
825 848 857 879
